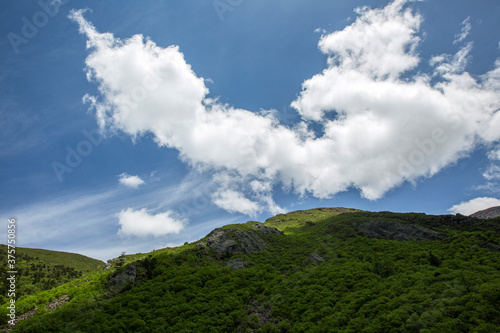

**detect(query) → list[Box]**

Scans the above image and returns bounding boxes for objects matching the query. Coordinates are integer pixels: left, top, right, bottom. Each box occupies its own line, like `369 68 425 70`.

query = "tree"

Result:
116 251 126 267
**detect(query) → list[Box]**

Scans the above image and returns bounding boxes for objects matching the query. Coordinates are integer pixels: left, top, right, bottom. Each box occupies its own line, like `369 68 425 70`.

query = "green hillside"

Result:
2 208 500 332
0 245 104 303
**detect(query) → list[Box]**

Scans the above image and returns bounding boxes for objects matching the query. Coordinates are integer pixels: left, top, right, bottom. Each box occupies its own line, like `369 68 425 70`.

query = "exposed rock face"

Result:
358 220 447 241
204 224 282 257
227 258 248 270
108 262 137 290
205 229 240 255
8 295 71 327
10 307 38 326
46 295 70 312
197 241 207 250
308 252 325 264
232 230 270 253
470 206 500 219
251 223 283 236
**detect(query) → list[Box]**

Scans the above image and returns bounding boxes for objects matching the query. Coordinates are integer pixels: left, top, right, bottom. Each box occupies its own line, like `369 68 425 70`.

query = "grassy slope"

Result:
4 208 500 332
0 245 105 272
0 245 104 305
264 207 363 233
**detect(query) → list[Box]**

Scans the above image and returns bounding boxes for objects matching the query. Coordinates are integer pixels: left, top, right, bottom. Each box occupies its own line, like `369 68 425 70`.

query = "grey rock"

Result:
251 223 283 236
358 220 446 241
233 230 270 253
45 295 70 313
205 229 240 255
308 252 325 264
204 225 278 257
227 258 248 270
108 262 137 289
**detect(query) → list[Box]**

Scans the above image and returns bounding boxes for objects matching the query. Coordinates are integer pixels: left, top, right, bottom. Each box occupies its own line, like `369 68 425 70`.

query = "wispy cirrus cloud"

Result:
454 17 471 45
69 0 500 215
0 171 224 260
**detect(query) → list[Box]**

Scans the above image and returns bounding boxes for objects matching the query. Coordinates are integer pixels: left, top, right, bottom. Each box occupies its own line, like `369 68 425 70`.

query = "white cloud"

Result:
69 1 500 213
488 148 500 161
448 197 500 216
454 17 471 45
117 208 185 237
118 173 145 189
212 189 260 217
483 164 500 181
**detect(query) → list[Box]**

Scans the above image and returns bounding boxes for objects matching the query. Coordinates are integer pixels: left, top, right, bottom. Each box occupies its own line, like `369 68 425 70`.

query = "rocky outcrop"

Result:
46 295 70 312
232 230 270 253
308 252 325 264
6 295 70 328
108 262 137 291
251 223 283 236
204 224 282 257
470 206 500 219
227 258 249 270
358 220 447 241
205 229 241 255
8 307 38 327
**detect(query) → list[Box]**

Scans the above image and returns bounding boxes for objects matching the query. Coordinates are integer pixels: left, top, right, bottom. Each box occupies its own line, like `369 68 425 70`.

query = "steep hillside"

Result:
0 245 104 303
3 208 500 332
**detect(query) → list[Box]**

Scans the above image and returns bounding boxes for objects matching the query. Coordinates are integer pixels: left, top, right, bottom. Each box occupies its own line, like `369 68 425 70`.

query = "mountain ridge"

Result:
2 207 500 332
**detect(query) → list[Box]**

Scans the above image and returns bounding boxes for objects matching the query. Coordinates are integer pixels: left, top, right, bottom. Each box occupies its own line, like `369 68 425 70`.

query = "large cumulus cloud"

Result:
69 0 500 216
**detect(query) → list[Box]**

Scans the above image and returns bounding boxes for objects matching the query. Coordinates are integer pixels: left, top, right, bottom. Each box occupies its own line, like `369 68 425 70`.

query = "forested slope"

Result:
2 208 499 332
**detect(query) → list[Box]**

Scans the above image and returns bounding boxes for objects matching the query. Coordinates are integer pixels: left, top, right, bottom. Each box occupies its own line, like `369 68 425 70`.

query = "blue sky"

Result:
1 0 499 261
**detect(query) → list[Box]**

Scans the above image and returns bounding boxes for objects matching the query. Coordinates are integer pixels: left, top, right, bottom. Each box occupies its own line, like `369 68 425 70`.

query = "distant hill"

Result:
0 245 104 302
3 208 500 332
470 206 500 219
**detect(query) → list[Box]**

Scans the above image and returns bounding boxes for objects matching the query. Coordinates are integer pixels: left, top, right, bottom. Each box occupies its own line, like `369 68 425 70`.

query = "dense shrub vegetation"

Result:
0 246 103 303
2 209 500 332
